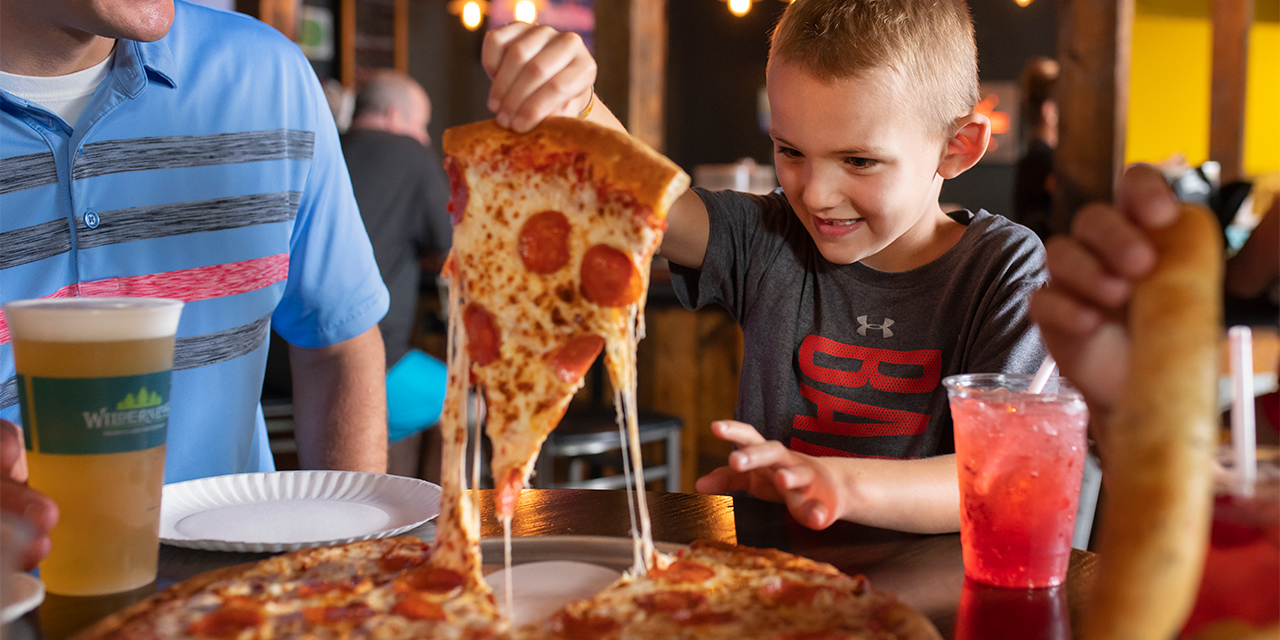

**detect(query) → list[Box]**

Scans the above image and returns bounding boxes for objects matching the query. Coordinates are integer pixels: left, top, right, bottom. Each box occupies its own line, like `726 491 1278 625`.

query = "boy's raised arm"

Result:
481 23 710 269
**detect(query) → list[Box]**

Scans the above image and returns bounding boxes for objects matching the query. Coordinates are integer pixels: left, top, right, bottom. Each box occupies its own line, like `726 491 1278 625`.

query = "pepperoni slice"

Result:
550 335 605 383
391 595 448 621
649 559 716 584
673 609 736 626
394 566 466 594
377 547 428 573
547 611 622 640
296 578 365 597
518 210 572 274
579 244 641 307
187 605 264 637
774 631 853 640
464 304 500 365
634 590 706 613
758 577 841 606
446 158 467 225
302 604 375 625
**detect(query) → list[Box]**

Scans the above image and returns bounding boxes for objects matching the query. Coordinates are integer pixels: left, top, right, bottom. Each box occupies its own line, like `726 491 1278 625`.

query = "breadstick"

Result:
1083 203 1223 640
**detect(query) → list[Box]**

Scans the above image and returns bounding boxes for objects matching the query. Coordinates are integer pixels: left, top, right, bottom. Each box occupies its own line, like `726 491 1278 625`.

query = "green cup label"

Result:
19 372 170 454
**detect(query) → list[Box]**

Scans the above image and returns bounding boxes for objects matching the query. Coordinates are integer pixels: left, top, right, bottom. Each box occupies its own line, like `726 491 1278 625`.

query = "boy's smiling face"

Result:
767 60 961 271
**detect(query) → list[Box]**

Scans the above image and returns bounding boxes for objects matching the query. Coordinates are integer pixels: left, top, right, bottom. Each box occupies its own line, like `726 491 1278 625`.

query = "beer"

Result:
6 298 182 596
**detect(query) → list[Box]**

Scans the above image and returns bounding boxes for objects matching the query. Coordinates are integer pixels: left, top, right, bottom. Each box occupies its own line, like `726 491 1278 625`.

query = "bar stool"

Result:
532 405 684 492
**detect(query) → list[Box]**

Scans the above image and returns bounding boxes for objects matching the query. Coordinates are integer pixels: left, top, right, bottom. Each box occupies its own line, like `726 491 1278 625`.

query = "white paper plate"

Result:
160 471 441 552
1 572 44 624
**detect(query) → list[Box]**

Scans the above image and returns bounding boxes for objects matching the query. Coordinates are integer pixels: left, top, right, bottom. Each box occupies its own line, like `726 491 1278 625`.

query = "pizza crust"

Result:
71 562 258 640
443 118 689 221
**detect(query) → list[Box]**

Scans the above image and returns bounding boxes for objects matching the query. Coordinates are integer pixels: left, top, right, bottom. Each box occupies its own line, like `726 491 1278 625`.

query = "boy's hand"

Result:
481 22 596 133
1029 164 1180 418
1 419 58 571
695 420 844 530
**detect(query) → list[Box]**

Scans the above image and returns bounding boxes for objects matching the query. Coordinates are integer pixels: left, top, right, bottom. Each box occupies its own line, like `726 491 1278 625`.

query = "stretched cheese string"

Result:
503 516 514 621
619 304 655 569
613 386 641 571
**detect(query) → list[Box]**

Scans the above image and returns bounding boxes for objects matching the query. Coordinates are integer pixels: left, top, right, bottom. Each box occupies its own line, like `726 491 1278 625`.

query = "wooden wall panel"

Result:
1210 0 1253 183
1054 0 1134 230
594 0 668 151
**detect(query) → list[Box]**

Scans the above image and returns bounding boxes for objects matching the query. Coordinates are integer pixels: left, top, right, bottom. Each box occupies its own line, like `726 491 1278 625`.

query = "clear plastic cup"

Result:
4 298 183 596
1181 446 1280 636
944 373 1089 588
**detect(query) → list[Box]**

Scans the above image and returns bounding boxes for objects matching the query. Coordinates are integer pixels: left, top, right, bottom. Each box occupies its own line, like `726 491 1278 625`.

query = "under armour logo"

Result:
856 316 894 338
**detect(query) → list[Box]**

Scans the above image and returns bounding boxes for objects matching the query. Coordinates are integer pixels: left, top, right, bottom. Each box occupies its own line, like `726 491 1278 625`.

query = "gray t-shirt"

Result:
670 188 1047 459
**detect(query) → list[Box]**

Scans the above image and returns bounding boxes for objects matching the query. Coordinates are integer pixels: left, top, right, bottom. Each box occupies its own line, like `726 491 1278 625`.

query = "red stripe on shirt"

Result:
0 254 289 344
788 437 920 460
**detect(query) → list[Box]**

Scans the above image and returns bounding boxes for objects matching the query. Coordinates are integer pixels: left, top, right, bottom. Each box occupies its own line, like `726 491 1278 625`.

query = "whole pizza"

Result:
75 537 940 640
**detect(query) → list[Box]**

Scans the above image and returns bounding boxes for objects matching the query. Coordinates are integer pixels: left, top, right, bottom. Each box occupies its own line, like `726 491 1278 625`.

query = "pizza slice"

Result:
510 540 943 640
440 117 689 525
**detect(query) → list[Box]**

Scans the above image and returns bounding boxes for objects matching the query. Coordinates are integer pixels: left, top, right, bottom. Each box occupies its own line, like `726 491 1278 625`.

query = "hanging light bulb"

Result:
448 0 489 30
514 0 537 23
462 1 483 29
728 0 752 16
1014 0 1034 5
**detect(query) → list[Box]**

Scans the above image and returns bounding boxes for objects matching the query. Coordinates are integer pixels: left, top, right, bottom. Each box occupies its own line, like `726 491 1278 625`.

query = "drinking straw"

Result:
1229 326 1257 495
1028 354 1057 394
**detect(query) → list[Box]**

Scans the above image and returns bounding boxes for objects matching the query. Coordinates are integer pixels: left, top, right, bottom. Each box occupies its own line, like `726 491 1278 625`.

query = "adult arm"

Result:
696 420 960 534
480 22 710 269
0 419 57 570
288 326 388 472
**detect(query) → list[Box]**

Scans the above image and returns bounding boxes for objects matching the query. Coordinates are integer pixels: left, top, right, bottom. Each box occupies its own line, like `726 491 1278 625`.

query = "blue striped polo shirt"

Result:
0 1 390 483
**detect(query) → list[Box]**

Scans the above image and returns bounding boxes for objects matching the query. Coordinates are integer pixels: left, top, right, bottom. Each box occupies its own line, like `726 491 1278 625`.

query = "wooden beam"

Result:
341 0 357 88
594 0 632 129
628 0 668 152
395 0 410 74
594 0 668 152
1210 0 1253 184
1053 0 1134 233
258 0 300 41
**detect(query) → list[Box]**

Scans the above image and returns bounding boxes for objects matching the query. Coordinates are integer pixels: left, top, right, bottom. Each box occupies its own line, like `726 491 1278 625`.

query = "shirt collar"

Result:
116 36 178 95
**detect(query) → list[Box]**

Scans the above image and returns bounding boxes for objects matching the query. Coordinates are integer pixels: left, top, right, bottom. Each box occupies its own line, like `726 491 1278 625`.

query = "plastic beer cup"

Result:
5 297 183 596
944 373 1089 589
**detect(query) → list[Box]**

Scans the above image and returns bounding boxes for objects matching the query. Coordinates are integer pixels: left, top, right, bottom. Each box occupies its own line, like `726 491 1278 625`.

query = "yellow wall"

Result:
1126 12 1280 177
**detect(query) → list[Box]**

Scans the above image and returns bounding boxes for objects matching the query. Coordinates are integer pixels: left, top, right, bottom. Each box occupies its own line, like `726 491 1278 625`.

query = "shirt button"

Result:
84 211 100 229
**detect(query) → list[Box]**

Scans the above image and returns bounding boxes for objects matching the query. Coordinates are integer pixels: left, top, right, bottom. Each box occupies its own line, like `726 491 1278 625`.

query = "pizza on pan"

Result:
71 118 942 640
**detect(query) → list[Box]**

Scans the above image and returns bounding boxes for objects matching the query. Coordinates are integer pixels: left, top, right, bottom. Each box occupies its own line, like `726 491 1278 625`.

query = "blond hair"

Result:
770 0 979 140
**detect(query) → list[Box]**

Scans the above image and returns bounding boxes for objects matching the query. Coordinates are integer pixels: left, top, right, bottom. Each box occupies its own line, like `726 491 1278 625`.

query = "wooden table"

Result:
22 489 1097 640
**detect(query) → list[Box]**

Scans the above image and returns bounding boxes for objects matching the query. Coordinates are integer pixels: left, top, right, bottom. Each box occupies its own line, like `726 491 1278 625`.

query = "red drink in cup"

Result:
945 374 1089 589
1181 448 1280 637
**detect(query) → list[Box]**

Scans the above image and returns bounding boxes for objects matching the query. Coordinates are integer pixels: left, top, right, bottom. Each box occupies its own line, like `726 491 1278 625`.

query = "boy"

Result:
483 0 1046 533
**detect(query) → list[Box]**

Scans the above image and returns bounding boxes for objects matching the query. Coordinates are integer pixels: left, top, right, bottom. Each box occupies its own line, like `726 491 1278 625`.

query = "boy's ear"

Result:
937 112 991 179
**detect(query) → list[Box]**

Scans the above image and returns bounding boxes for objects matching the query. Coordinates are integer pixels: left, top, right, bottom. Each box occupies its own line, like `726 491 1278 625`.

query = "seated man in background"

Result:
342 70 453 479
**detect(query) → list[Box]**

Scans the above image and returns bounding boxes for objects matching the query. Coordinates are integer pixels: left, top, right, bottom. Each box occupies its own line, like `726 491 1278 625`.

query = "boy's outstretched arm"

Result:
481 23 710 269
695 421 961 534
1028 165 1180 426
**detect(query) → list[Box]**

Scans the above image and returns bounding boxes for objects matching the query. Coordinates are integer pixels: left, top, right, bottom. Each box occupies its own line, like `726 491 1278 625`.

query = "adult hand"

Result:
481 22 596 133
1029 164 1181 419
694 420 843 530
1 419 57 571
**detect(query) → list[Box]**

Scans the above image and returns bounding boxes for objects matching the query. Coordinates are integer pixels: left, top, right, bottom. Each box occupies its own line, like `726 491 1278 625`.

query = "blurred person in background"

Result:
1012 57 1058 241
342 70 453 479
